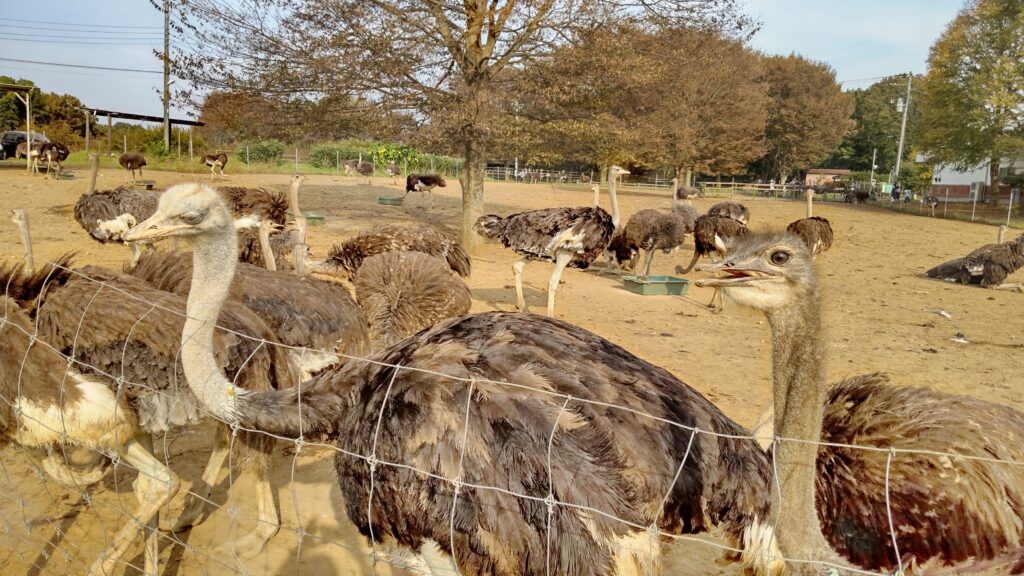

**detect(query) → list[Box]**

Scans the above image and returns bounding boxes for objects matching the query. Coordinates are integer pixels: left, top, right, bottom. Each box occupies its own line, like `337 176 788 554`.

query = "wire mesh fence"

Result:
1 256 1023 576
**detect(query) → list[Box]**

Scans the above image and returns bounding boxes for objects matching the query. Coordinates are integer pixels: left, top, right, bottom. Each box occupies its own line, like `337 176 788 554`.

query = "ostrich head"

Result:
695 231 816 313
291 174 306 186
124 183 232 242
609 165 629 179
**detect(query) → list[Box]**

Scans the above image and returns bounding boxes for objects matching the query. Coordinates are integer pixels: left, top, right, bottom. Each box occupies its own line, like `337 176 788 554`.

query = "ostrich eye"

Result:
180 211 205 225
769 250 790 266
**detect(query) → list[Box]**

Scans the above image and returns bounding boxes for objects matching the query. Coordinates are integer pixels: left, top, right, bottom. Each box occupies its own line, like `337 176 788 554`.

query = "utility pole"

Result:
891 72 912 185
869 148 877 192
162 0 171 152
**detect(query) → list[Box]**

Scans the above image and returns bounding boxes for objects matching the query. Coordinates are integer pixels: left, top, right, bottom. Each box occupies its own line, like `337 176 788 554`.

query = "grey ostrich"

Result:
785 190 833 256
698 231 1024 574
321 222 471 280
353 250 472 349
202 152 229 177
74 153 160 264
476 165 629 316
672 177 701 200
924 232 1024 291
605 208 689 279
707 200 749 225
124 183 785 576
1 256 298 571
39 142 69 179
118 151 147 182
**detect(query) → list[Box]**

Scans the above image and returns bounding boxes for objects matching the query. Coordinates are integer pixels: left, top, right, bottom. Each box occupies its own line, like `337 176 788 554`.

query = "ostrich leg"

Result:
87 437 179 576
641 249 656 279
994 283 1023 292
546 251 573 317
219 458 280 557
512 259 528 311
40 450 112 489
171 425 230 531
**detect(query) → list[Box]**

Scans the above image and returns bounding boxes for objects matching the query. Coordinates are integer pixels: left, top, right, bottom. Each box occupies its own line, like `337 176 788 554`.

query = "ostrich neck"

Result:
766 290 835 564
181 226 242 424
806 194 813 218
608 177 621 230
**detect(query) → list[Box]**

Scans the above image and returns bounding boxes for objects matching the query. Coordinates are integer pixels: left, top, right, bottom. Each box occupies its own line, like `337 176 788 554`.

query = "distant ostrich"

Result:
707 200 749 224
202 152 229 177
671 185 701 233
699 231 1024 574
404 173 447 207
118 151 147 182
385 163 401 184
1 256 298 570
38 142 69 179
126 183 782 576
672 177 701 200
922 193 940 216
591 182 601 207
73 153 160 264
606 208 689 279
321 222 471 280
353 250 472 349
786 189 834 256
15 140 40 163
476 165 629 316
924 232 1024 291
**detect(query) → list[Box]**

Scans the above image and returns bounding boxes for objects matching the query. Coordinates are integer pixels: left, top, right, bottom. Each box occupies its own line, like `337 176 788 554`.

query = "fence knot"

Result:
32 466 44 479
451 476 464 494
293 436 305 454
81 492 91 505
543 493 557 515
366 454 378 473
294 526 307 544
646 522 659 542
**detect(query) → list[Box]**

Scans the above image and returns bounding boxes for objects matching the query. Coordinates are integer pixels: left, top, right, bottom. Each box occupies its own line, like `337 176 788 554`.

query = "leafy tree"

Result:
918 0 1024 207
173 0 753 250
756 55 854 182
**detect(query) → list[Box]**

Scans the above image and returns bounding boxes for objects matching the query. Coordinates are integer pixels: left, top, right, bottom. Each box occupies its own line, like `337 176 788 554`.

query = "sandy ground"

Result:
0 163 1022 575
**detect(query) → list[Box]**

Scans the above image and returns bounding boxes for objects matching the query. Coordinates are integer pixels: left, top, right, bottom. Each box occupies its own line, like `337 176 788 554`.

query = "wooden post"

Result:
943 188 949 218
177 129 181 158
106 114 112 155
288 175 308 277
998 225 1007 244
295 146 299 172
84 109 91 152
10 209 34 276
971 187 977 222
188 126 193 159
123 134 127 155
1006 189 1014 227
87 153 99 195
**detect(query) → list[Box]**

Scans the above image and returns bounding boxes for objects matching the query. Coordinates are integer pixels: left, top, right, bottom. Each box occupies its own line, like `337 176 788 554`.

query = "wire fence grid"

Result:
1 259 1023 576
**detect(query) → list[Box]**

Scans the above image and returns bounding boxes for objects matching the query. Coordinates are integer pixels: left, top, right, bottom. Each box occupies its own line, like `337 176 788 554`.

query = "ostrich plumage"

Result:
202 152 229 176
924 233 1024 290
404 174 447 206
118 151 147 181
217 186 289 225
38 142 69 179
385 163 401 177
0 255 295 563
129 249 370 377
707 201 749 225
675 213 749 275
74 188 159 242
671 202 700 233
353 250 472 349
323 223 471 279
699 231 1024 574
126 183 783 576
786 216 834 256
606 209 689 278
236 224 298 270
674 185 701 200
476 165 628 316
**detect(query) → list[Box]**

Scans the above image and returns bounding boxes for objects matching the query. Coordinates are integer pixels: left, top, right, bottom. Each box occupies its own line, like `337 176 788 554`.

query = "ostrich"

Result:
321 223 471 280
124 183 783 575
385 163 401 184
922 194 940 216
404 173 447 207
202 152 229 177
698 231 1024 574
217 184 289 225
923 232 1024 291
217 181 296 268
674 213 749 311
15 140 40 164
707 200 749 225
605 209 689 279
74 153 160 264
353 250 472 349
476 165 629 316
785 189 834 256
1 255 298 570
671 177 701 200
118 151 147 182
38 142 69 179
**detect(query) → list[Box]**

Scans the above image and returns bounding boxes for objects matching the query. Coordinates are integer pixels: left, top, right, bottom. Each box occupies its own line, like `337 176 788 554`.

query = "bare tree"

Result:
173 0 752 250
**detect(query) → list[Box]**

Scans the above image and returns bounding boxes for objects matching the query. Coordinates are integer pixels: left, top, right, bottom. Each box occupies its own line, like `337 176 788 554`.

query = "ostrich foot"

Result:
166 494 213 531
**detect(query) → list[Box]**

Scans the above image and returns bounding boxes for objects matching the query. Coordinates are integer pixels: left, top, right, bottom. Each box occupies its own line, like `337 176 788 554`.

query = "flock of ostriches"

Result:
1 156 1023 576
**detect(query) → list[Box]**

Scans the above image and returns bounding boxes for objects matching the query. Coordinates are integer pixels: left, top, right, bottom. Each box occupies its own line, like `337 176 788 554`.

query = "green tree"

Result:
919 0 1024 207
757 55 854 182
174 0 753 251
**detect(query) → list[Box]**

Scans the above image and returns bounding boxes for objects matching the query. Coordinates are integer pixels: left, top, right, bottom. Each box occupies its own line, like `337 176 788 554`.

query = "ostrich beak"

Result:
124 216 193 242
695 260 784 288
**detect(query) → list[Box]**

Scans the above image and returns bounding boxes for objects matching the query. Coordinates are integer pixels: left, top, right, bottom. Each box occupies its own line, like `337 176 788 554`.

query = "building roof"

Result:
806 168 851 175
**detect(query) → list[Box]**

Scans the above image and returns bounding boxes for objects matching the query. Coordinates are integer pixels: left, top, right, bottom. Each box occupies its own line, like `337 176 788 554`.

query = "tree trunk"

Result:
459 136 485 253
988 157 1001 208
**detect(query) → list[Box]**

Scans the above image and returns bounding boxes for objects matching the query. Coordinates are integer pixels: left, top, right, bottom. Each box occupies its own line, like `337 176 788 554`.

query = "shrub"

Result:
308 141 370 168
238 139 284 164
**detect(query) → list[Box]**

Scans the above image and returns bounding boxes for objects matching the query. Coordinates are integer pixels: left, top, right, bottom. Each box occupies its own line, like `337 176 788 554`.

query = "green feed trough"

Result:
378 195 405 206
287 210 326 226
621 275 690 296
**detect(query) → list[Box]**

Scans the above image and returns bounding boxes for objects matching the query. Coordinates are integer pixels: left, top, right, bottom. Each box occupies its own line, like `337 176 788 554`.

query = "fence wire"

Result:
1 259 1022 576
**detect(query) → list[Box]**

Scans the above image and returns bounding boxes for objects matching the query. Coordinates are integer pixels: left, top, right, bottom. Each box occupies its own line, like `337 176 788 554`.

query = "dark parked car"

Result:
1 131 49 160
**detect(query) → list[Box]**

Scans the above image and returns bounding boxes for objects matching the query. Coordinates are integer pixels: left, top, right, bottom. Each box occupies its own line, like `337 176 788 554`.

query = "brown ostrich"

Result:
707 200 750 224
353 250 472 349
605 208 689 279
322 222 471 280
118 151 147 182
74 153 160 264
202 152 229 177
924 232 1024 291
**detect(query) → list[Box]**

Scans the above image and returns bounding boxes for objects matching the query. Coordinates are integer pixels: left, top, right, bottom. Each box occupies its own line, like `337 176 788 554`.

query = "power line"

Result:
0 36 159 46
0 31 164 41
0 24 163 36
0 57 163 74
0 17 162 30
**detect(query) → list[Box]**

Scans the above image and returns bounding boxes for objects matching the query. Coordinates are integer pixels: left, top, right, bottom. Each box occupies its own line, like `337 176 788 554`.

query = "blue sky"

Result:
0 0 966 120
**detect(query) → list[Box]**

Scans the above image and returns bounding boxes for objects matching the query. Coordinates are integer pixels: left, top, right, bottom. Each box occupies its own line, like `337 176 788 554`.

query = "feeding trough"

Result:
132 179 156 190
378 195 405 206
621 275 690 296
287 210 326 226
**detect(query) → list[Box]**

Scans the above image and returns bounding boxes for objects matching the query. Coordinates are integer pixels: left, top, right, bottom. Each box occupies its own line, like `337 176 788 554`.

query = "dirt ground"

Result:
0 163 1022 575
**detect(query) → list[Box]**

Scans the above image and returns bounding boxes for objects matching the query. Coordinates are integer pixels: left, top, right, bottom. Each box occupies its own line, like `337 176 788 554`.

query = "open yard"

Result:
0 163 1022 575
